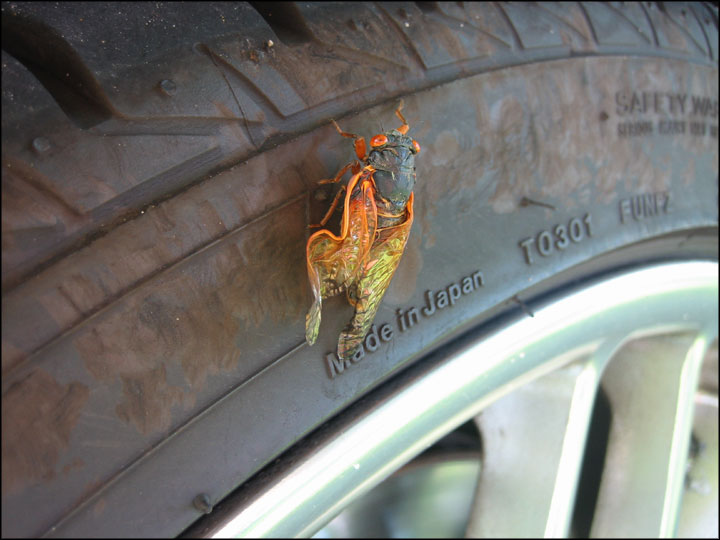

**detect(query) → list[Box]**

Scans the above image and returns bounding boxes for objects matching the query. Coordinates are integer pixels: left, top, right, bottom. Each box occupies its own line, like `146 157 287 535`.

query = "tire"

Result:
1 2 717 537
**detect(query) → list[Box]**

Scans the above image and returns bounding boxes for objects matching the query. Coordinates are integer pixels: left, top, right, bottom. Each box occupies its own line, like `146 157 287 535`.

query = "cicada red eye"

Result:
370 134 388 147
412 139 421 153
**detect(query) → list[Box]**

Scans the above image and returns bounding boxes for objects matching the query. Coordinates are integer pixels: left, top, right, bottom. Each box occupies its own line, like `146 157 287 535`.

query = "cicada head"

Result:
367 130 420 207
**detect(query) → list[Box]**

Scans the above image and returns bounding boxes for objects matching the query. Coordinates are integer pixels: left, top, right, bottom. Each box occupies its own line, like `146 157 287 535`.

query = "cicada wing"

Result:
338 192 414 360
305 296 322 346
305 172 377 345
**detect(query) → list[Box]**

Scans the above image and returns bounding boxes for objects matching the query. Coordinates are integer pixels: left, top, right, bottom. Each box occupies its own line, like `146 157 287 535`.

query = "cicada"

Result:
305 102 420 360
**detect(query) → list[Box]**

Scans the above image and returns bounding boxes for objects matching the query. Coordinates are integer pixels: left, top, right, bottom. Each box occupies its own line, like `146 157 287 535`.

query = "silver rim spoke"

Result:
468 357 599 538
591 332 715 538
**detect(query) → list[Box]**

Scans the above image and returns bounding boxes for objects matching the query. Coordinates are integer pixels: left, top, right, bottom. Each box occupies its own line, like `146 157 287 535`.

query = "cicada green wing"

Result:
305 171 378 345
337 192 414 360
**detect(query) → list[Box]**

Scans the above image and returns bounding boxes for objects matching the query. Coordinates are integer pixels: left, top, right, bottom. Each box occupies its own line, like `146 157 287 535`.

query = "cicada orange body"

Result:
306 102 420 360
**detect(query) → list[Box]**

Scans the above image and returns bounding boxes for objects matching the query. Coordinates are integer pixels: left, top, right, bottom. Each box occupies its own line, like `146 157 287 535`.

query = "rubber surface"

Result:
1 2 718 537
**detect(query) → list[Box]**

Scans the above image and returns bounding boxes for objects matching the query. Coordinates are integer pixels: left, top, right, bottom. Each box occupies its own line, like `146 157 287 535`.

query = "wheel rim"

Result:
192 261 718 538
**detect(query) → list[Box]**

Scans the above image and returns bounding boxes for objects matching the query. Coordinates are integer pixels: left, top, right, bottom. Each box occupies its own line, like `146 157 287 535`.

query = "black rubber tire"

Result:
1 2 718 537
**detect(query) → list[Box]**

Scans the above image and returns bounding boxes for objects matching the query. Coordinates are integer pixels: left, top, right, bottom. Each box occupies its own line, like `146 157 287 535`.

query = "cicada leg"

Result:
310 185 346 228
332 119 367 160
317 161 355 186
394 100 410 135
331 119 360 140
310 159 360 229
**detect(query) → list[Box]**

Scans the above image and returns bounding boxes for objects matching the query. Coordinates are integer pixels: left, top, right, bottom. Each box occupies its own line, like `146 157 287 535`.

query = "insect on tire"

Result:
1 2 717 537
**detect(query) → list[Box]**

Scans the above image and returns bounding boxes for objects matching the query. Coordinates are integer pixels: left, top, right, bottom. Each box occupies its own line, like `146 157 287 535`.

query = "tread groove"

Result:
202 46 263 149
248 1 315 46
1 12 115 128
575 2 600 46
423 7 514 49
690 3 715 59
197 43 286 122
493 2 524 50
665 5 709 54
92 116 255 137
374 2 431 70
601 2 654 45
639 2 661 47
5 157 83 218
